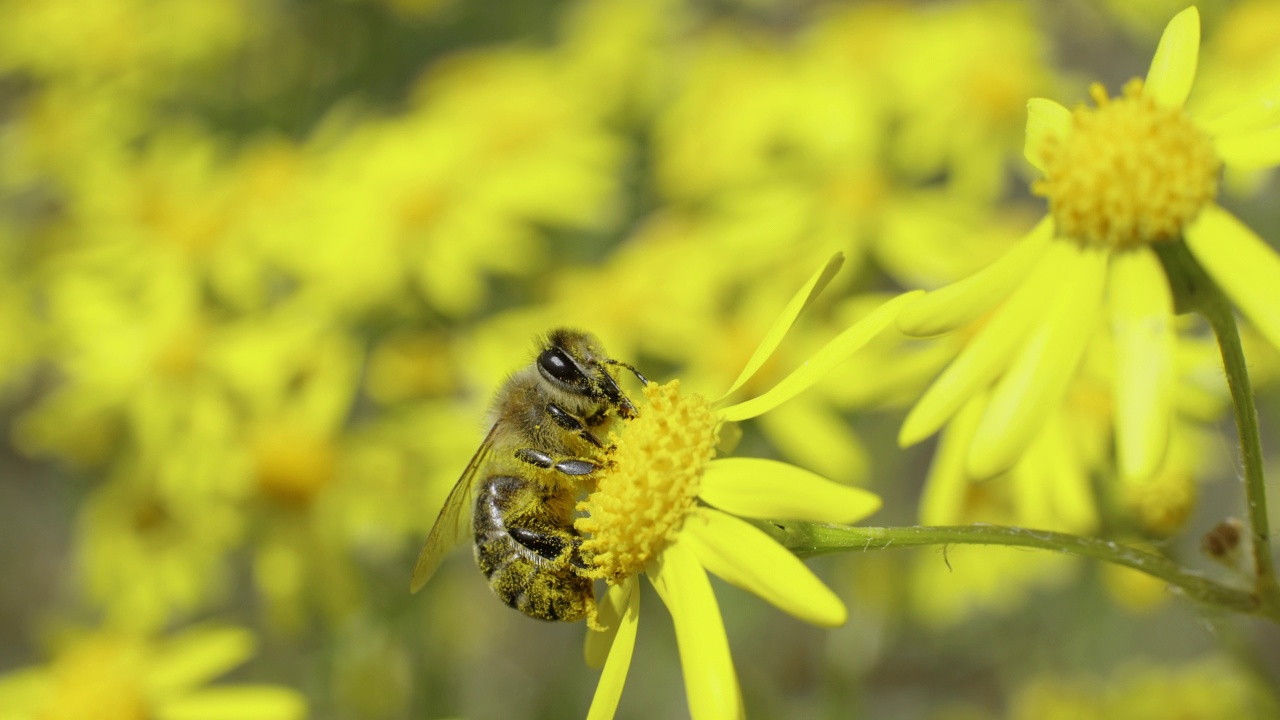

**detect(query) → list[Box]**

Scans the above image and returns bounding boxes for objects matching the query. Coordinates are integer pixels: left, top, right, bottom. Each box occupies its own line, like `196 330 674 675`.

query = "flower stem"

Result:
765 521 1274 620
1155 240 1280 612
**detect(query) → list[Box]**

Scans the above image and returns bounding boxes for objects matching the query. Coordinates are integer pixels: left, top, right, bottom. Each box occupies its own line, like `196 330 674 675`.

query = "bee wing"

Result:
409 423 499 594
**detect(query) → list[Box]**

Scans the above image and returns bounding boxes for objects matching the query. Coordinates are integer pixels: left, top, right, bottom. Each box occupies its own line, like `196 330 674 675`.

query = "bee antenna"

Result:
607 359 648 386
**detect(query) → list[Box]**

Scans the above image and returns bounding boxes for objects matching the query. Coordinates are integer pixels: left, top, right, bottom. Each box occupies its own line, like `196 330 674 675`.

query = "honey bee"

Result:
410 328 646 622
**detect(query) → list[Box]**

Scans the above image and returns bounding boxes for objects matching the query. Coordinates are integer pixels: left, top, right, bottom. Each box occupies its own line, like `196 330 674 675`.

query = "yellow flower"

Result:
575 256 918 720
76 473 243 632
258 48 623 319
882 0 1059 200
1188 0 1280 196
0 625 307 720
0 0 251 93
559 0 683 120
1011 656 1278 720
897 7 1280 482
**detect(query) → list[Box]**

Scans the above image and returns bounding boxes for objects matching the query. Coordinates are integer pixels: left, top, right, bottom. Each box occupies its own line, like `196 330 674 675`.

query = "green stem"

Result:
1156 241 1280 610
766 522 1273 620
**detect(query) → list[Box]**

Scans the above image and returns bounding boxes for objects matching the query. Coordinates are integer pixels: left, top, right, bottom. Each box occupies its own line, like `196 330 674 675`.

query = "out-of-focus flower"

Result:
14 247 220 470
882 0 1059 199
76 471 243 632
897 8 1279 484
578 258 912 719
0 624 307 720
260 48 624 319
1010 657 1279 720
908 380 1100 626
0 0 251 92
654 26 878 203
650 11 1037 311
1190 0 1280 196
901 302 1225 532
1192 1 1280 121
559 0 684 120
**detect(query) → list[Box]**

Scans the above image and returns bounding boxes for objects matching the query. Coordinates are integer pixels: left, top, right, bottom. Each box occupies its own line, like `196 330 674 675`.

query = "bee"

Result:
410 328 646 622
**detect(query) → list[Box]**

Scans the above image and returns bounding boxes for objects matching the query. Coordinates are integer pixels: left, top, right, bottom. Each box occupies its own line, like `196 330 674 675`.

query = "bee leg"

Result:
514 448 597 477
525 529 592 573
507 526 588 570
546 403 604 449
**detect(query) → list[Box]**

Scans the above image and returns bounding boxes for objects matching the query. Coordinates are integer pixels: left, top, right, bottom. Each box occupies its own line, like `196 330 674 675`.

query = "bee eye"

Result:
538 348 587 387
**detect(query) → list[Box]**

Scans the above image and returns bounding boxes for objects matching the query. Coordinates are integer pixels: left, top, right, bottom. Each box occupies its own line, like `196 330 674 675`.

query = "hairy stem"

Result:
763 522 1274 620
1156 241 1280 610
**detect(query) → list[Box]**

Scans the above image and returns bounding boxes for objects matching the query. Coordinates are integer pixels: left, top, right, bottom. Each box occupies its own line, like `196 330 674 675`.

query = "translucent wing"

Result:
410 423 499 593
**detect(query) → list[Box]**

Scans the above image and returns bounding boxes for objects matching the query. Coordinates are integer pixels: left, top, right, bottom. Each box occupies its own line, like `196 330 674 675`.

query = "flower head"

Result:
0 625 306 720
1034 78 1219 249
575 255 916 720
578 380 717 583
897 7 1280 484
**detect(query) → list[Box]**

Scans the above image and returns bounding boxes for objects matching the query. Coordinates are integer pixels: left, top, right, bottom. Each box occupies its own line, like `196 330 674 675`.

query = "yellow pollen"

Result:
576 380 719 583
1034 79 1220 249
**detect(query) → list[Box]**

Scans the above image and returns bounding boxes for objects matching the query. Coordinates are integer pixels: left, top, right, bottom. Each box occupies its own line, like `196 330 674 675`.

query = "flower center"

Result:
253 427 337 507
576 380 719 583
1034 79 1220 249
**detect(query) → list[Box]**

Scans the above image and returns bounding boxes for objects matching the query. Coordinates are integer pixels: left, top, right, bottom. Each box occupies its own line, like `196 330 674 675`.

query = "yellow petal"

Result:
647 541 743 720
1185 204 1280 352
967 245 1108 478
718 290 922 422
1144 6 1200 109
1109 248 1174 482
0 668 48 712
919 394 987 525
586 578 640 720
684 507 847 628
156 686 307 720
715 253 844 404
1031 412 1099 533
699 457 882 523
146 627 256 696
1025 99 1071 172
585 579 634 670
896 217 1053 337
1215 125 1280 171
899 237 1070 447
1197 90 1280 138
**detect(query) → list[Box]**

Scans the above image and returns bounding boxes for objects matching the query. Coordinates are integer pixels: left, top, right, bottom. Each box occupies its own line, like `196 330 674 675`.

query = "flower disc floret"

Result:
1035 79 1220 249
577 380 719 583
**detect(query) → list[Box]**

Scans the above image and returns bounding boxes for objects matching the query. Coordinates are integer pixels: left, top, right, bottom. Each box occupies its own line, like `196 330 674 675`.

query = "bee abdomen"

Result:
473 475 520 579
472 474 593 622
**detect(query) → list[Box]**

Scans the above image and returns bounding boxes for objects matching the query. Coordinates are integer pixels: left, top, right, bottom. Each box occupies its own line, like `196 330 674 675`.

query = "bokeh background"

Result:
2 0 1280 717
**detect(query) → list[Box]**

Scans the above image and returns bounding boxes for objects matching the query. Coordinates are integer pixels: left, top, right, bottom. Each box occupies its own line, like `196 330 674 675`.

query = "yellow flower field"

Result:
1 1 1279 718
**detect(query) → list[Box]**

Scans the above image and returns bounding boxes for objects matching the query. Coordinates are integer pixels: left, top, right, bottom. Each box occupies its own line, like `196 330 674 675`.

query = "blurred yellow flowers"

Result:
0 625 306 720
2 0 1279 716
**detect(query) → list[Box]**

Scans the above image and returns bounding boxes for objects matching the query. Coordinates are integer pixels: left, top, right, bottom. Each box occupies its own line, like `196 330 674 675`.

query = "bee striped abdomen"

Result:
472 475 593 622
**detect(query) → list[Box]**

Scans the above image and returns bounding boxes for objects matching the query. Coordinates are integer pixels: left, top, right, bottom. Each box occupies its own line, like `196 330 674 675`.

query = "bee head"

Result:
539 328 639 418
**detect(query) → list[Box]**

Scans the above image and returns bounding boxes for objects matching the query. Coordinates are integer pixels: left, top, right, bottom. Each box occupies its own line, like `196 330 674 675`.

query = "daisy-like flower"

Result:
896 7 1280 482
0 624 307 720
573 256 919 720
